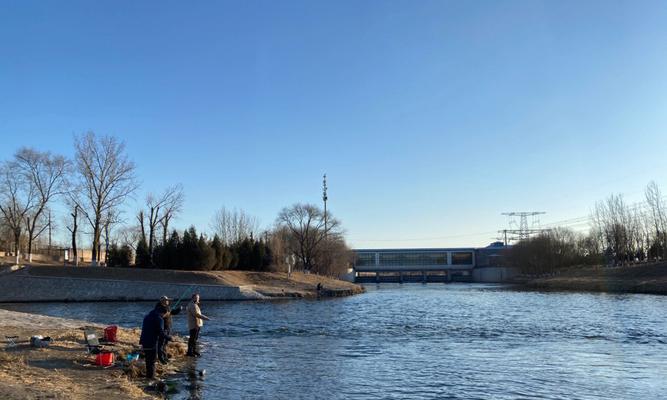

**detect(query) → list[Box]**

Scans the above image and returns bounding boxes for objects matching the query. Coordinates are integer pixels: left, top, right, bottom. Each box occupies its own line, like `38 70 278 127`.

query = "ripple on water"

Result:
2 285 667 399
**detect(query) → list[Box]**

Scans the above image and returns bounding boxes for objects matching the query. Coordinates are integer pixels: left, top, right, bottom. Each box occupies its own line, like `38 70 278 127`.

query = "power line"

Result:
351 194 667 244
540 194 667 229
499 211 550 244
350 230 498 243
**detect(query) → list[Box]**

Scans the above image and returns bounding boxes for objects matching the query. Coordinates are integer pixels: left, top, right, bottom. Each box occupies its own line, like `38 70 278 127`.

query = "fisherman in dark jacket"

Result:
139 306 172 380
154 295 182 364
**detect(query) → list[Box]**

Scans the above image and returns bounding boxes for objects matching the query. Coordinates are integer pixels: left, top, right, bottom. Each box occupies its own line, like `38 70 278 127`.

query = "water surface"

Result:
3 284 666 399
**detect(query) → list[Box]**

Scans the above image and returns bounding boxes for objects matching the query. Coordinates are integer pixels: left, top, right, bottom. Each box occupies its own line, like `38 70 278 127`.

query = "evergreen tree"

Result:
251 240 265 270
235 238 254 269
135 237 151 267
155 229 181 269
196 234 215 271
211 234 232 270
108 244 132 268
261 239 273 269
228 249 239 270
181 226 199 270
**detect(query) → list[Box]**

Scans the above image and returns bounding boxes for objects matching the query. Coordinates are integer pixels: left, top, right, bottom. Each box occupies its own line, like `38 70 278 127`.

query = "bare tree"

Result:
47 210 55 251
0 161 36 264
0 222 12 257
14 148 68 262
103 208 123 266
158 184 184 245
266 226 292 272
210 207 260 245
315 236 354 276
508 228 592 275
645 181 667 260
74 132 138 266
65 204 80 266
116 225 142 252
275 203 342 272
137 184 184 266
136 210 147 243
593 193 640 265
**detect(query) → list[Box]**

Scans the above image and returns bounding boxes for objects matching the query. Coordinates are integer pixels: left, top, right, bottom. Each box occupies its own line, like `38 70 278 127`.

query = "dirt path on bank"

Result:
0 309 186 399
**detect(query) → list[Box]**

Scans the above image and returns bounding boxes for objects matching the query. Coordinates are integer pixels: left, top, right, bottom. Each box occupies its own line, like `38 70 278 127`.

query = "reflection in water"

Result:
184 362 203 400
3 284 667 399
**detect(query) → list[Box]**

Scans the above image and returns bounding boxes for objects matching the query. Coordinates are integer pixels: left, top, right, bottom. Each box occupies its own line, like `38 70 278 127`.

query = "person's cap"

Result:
160 295 171 302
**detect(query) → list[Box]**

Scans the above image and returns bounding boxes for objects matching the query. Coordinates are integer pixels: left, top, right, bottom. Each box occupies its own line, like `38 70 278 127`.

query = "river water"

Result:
3 284 667 399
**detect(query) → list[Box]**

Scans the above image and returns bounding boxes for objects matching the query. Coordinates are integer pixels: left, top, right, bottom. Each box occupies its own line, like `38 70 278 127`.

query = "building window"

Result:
379 253 401 266
356 253 376 266
378 251 449 266
451 252 473 265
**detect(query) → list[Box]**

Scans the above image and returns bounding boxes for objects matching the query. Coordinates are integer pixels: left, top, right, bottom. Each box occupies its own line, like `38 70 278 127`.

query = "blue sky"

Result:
1 0 667 248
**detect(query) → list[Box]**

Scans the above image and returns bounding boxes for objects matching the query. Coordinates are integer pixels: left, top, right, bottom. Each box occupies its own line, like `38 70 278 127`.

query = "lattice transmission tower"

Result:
498 211 550 245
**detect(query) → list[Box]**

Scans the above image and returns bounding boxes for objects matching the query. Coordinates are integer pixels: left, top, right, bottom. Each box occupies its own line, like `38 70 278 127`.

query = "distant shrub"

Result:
141 226 274 272
107 244 133 268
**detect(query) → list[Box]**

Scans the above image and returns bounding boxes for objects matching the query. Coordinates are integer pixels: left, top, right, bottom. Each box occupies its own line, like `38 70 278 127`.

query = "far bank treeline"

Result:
508 181 667 275
0 132 353 276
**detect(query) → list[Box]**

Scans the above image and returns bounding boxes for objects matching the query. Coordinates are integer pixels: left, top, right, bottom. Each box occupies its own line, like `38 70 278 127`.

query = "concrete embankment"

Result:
0 267 264 302
0 265 364 302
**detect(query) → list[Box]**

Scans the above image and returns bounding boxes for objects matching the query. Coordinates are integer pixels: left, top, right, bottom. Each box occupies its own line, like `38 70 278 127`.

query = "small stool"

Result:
5 335 18 349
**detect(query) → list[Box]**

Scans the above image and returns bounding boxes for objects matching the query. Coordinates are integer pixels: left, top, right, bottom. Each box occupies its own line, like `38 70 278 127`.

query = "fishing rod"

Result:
172 284 199 309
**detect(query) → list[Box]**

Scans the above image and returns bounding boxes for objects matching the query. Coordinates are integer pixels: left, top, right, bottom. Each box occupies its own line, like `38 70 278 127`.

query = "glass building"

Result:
353 248 475 271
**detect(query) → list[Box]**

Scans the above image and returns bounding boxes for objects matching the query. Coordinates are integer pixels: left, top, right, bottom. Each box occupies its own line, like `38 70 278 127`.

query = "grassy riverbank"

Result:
0 309 186 399
517 262 667 295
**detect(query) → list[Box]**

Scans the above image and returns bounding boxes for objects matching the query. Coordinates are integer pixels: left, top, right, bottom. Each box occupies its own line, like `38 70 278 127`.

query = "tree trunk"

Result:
71 207 78 266
25 216 34 263
148 205 159 267
13 229 20 265
72 231 78 266
162 215 170 245
91 219 100 266
148 227 155 267
104 222 110 266
27 236 33 263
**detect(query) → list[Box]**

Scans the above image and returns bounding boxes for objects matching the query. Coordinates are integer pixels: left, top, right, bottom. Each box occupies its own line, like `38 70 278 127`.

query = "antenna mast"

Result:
323 174 328 237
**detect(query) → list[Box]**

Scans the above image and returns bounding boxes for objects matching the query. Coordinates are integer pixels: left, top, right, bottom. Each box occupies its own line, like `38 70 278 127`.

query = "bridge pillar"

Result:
375 272 379 283
422 271 426 283
399 271 403 284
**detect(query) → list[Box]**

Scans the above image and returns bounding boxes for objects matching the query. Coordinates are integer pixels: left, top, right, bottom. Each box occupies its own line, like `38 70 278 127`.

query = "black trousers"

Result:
187 327 200 355
143 347 157 379
158 330 171 362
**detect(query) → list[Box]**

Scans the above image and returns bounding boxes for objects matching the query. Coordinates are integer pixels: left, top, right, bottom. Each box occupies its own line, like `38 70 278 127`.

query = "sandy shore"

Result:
0 309 186 399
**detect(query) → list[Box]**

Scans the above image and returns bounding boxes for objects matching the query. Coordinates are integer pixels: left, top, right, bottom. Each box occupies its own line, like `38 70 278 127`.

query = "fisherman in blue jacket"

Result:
139 305 172 380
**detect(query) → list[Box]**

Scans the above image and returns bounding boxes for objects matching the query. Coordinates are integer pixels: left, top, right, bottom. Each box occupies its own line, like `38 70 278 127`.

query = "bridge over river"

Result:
352 244 514 283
